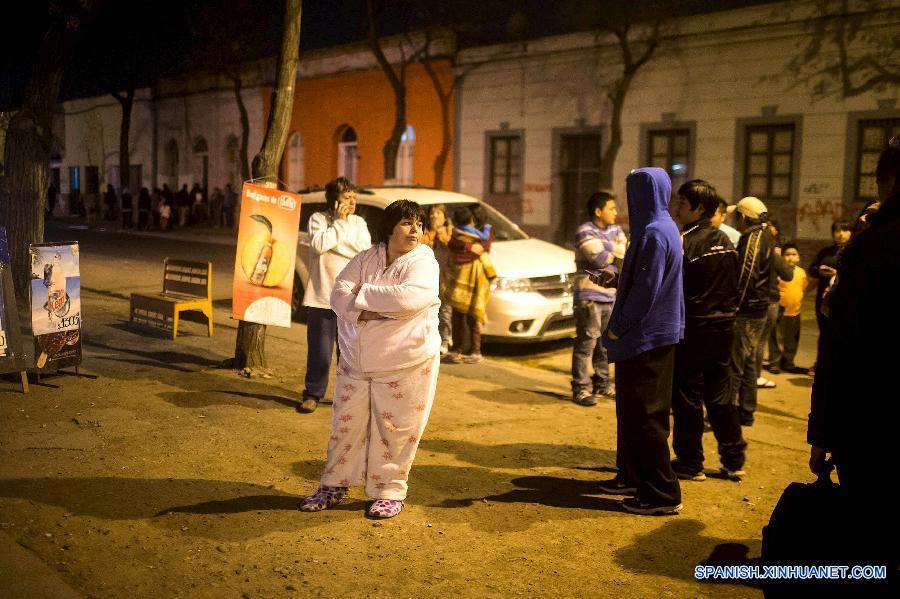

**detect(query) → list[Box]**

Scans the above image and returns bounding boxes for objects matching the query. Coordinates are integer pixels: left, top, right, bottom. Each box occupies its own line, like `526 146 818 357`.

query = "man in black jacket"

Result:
806 138 900 589
670 180 747 481
729 197 793 429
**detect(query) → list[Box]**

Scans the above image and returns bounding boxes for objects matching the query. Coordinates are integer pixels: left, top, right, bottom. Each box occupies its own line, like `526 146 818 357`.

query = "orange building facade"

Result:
269 53 455 192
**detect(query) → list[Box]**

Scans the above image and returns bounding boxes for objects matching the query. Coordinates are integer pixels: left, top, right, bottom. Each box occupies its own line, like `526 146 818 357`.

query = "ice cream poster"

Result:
30 243 82 370
232 182 301 327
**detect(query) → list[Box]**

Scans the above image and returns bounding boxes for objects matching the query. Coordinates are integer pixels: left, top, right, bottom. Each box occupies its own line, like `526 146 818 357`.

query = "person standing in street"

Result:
300 200 441 519
209 187 224 228
767 243 807 374
443 207 494 364
668 180 747 482
571 190 626 406
711 197 741 247
806 219 851 376
728 197 793 427
224 183 237 230
176 184 191 227
120 187 133 229
421 204 453 355
298 177 371 413
807 138 900 589
103 184 117 221
137 187 151 231
595 167 684 515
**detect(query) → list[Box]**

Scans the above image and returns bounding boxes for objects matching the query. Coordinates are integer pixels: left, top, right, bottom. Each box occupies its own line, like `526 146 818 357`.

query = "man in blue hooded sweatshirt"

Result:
595 167 685 515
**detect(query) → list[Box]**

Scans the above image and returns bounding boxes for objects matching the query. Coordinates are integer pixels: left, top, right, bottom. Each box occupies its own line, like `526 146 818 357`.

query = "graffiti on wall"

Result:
798 182 843 232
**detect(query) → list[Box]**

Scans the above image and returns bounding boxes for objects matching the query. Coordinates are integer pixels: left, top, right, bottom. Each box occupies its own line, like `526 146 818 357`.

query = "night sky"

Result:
0 0 777 111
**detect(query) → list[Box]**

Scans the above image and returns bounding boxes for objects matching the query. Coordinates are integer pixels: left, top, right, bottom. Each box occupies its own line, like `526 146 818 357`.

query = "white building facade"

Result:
53 65 268 217
454 0 900 243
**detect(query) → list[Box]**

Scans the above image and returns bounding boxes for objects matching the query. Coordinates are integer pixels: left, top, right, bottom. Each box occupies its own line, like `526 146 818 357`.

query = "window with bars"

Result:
743 124 795 202
856 118 900 203
489 135 522 195
647 129 691 188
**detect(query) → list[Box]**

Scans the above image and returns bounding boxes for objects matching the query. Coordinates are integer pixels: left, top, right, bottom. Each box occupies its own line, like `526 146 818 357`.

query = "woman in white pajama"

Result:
300 200 441 519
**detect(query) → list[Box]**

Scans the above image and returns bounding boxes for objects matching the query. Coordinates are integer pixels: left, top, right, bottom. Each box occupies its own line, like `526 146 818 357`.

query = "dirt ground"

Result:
0 226 819 598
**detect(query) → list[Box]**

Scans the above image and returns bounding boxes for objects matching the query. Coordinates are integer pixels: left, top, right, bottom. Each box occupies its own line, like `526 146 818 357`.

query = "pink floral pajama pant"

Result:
320 353 440 501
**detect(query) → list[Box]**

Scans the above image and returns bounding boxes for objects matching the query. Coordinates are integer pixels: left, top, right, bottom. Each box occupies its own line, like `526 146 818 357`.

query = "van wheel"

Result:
291 273 308 323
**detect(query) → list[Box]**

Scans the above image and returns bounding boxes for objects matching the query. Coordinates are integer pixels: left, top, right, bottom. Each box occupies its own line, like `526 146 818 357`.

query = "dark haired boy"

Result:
807 220 852 375
768 243 807 373
669 180 746 482
571 191 626 406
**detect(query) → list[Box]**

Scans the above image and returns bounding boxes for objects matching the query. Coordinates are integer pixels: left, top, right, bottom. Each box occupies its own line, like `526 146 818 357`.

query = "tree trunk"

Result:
366 0 406 183
234 318 268 368
597 75 631 190
114 87 135 191
2 117 50 296
0 4 93 297
598 23 661 190
423 59 452 189
382 97 405 182
230 74 252 182
233 0 302 370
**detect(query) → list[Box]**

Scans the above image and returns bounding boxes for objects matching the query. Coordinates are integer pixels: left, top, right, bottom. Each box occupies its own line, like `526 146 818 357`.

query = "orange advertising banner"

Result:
231 182 302 327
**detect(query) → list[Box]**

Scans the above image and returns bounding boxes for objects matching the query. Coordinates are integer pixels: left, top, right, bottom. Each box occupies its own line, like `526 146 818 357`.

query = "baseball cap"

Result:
727 196 768 220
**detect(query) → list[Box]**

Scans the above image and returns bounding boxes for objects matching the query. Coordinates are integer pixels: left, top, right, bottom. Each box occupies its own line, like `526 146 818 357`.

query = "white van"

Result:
293 187 576 342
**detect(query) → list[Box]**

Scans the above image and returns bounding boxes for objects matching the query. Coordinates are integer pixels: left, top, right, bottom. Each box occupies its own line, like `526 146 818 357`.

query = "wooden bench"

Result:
130 259 213 339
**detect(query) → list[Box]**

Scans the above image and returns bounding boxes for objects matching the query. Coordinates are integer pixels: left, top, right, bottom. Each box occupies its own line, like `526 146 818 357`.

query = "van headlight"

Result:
490 277 533 293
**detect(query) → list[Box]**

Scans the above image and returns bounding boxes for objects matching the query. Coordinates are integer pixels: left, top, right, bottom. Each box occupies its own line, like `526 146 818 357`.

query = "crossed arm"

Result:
331 253 440 323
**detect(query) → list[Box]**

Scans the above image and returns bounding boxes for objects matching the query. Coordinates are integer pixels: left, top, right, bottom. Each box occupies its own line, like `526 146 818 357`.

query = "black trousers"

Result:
615 344 681 506
672 319 746 472
775 312 801 368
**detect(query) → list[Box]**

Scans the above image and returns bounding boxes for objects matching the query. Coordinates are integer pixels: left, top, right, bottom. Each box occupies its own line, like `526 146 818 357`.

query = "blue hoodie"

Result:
603 168 684 363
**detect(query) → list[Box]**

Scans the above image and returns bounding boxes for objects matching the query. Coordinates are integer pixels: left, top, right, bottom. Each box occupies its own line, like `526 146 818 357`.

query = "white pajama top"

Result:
331 243 442 374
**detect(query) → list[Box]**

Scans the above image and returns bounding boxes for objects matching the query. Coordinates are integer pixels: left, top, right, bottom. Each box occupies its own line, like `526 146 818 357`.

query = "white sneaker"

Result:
756 377 776 389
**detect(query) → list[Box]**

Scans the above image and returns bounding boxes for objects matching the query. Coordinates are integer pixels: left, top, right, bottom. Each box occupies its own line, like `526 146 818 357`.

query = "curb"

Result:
53 222 237 248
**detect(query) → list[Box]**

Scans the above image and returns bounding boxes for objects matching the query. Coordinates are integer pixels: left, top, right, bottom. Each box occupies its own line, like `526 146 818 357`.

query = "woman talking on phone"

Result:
300 199 441 518
298 177 371 414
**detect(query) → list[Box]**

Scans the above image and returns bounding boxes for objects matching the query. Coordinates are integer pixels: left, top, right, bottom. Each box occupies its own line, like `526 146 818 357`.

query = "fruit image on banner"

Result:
232 182 302 328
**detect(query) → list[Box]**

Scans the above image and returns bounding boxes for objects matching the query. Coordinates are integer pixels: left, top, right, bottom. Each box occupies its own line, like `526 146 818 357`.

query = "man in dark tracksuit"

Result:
669 180 747 481
807 141 900 589
729 197 793 428
596 167 685 515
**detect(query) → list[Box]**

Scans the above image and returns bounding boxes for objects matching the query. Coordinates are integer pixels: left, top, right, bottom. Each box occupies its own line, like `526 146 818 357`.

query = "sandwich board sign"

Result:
0 228 28 392
29 242 82 372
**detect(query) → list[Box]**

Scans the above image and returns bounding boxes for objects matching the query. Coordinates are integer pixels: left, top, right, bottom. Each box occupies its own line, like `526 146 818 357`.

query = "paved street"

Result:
0 223 819 597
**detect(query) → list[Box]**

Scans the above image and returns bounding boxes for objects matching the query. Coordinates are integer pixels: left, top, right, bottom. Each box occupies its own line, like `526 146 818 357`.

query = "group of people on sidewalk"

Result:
285 134 898 542
567 160 878 516
575 139 899 579
86 182 239 232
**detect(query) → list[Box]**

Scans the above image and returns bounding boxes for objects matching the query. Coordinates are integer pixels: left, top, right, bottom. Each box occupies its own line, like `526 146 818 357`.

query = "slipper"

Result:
756 377 776 389
299 485 348 512
367 499 404 518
